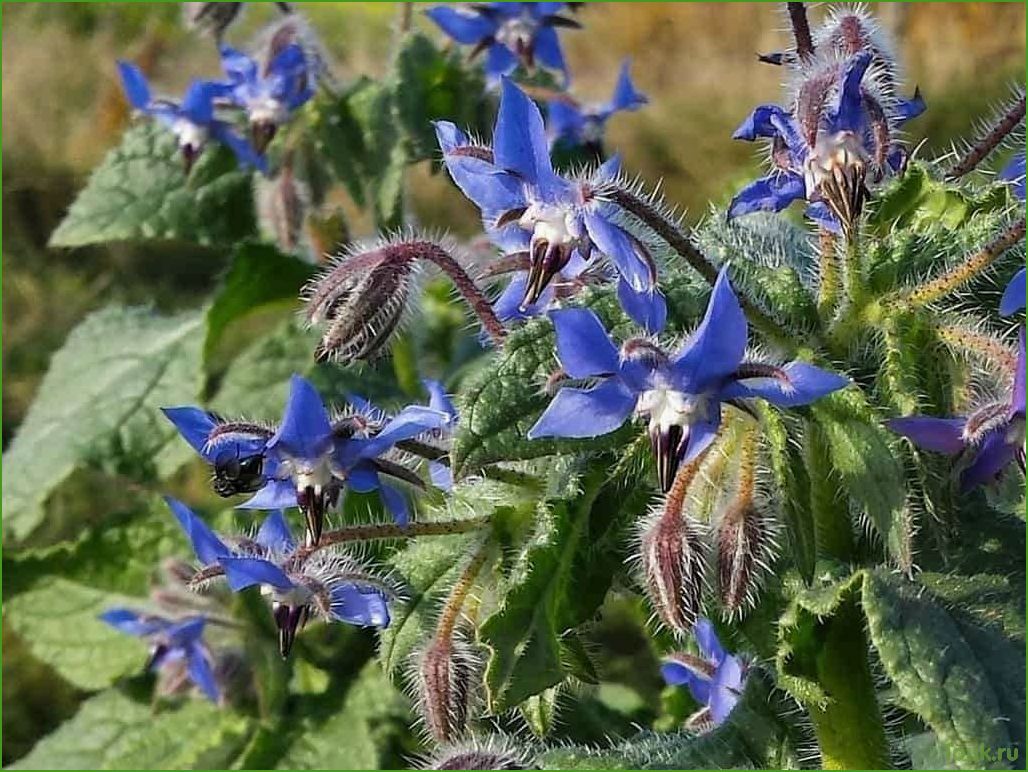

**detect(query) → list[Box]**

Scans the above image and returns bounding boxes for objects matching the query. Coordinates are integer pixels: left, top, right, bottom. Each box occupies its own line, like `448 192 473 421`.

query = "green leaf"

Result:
811 389 912 569
2 306 203 543
275 661 410 770
863 569 1015 769
203 243 315 368
307 84 370 206
451 274 704 477
8 689 251 770
480 456 652 711
49 123 255 248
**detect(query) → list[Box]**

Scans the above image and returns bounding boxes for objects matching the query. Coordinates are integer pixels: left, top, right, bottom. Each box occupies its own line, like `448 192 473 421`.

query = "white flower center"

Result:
248 96 288 126
519 203 578 246
261 583 312 606
496 16 537 53
173 119 208 152
279 453 336 493
636 388 704 433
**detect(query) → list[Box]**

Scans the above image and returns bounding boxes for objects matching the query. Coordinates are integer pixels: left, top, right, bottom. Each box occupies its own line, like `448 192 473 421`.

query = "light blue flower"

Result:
661 618 746 728
547 59 647 151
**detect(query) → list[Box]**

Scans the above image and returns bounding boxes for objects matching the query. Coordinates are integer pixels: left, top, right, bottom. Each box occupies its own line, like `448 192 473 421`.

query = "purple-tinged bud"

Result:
715 500 773 618
415 634 481 743
417 737 532 770
638 505 708 637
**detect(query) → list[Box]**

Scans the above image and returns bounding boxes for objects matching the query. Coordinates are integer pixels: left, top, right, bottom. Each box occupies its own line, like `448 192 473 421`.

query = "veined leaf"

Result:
2 306 203 543
8 689 251 770
49 123 255 248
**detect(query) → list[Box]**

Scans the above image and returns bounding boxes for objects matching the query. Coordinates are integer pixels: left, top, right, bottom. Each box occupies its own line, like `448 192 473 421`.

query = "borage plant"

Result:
5 3 1025 771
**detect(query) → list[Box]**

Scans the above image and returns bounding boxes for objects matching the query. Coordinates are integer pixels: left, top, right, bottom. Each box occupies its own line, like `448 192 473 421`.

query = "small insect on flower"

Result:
547 59 648 157
426 2 578 87
528 267 849 491
100 609 220 703
661 617 747 730
165 498 392 657
888 329 1026 490
163 375 451 543
435 80 667 333
115 61 267 174
217 41 315 153
729 29 924 235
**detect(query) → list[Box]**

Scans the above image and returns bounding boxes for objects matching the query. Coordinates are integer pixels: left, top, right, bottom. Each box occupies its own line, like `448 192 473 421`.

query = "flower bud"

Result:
415 633 481 743
256 161 309 256
638 505 708 636
418 737 531 770
715 500 773 618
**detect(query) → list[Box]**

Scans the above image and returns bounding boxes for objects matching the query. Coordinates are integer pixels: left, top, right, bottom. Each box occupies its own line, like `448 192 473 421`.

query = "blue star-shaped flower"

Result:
888 330 1026 491
426 2 577 86
165 497 391 657
162 374 450 541
100 609 219 702
116 60 267 173
1000 152 1026 203
435 79 667 333
218 42 314 152
729 52 925 233
547 59 647 151
527 266 849 490
661 618 747 729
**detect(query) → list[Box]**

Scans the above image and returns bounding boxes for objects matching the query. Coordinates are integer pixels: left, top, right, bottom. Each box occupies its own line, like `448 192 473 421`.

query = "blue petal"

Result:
1012 330 1025 416
731 104 790 141
895 88 926 125
693 617 726 665
378 483 409 527
547 99 585 144
436 143 527 218
494 79 555 188
485 43 518 85
268 375 333 462
887 416 967 455
830 52 872 134
425 6 495 44
117 61 152 110
210 121 268 173
549 307 620 378
161 407 218 460
179 80 220 125
660 660 712 706
608 59 647 113
330 584 391 627
709 655 745 725
617 278 667 334
237 479 298 510
594 154 622 184
164 496 230 566
533 26 567 81
527 379 636 439
347 461 382 493
682 415 722 465
672 267 747 392
345 405 451 464
720 362 850 407
1000 153 1026 202
422 379 458 423
728 173 805 219
164 616 208 649
495 274 546 322
583 211 652 292
100 608 168 638
186 642 220 702
961 431 1019 491
429 460 454 492
255 510 295 552
218 45 258 85
805 202 842 233
219 556 294 592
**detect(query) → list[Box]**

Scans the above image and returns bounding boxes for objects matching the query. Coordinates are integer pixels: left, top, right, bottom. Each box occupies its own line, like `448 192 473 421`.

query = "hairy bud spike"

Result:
417 737 531 770
416 635 480 743
716 500 771 618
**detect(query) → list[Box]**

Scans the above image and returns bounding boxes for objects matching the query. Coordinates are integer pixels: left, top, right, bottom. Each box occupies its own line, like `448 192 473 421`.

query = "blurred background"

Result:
2 2 1025 763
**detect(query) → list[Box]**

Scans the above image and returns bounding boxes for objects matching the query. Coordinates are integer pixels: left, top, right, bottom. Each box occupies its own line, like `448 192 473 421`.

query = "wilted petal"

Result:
527 378 635 439
220 556 294 592
672 267 747 392
887 416 967 455
550 307 620 378
165 496 230 566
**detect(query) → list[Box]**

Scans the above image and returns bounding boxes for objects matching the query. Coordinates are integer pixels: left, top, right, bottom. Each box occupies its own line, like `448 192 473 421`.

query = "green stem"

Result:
804 420 853 560
816 228 841 322
808 600 891 770
842 230 866 309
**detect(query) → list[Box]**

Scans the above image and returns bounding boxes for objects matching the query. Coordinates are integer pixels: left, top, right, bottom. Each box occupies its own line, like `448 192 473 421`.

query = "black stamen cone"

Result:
651 424 686 493
251 121 278 155
299 485 325 545
522 241 572 308
274 603 308 658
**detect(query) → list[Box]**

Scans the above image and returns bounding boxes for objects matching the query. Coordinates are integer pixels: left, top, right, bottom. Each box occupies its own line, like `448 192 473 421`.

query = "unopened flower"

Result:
547 59 647 153
638 505 708 635
729 50 924 233
435 80 666 332
182 2 292 41
661 618 747 729
888 330 1026 490
116 61 266 173
426 2 578 86
528 267 849 490
218 42 315 152
415 633 481 743
417 736 531 770
163 375 450 541
100 609 220 702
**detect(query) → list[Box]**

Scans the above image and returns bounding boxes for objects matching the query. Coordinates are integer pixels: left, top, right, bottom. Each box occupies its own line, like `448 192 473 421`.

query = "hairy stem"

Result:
298 517 492 562
842 229 866 308
411 241 508 346
805 420 854 560
902 218 1026 308
946 92 1026 180
662 451 708 521
816 228 841 324
436 539 492 640
607 187 794 351
937 323 1018 374
787 2 815 61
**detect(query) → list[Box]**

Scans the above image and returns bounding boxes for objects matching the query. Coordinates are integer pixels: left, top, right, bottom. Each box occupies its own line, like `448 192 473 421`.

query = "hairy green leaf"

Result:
8 689 251 770
2 307 203 543
863 569 1014 769
49 123 255 248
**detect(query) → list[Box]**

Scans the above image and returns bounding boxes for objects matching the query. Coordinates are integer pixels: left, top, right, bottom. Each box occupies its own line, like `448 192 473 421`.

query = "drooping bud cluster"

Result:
638 500 709 636
415 736 533 770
